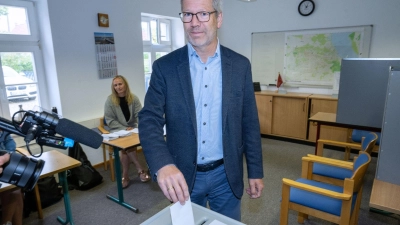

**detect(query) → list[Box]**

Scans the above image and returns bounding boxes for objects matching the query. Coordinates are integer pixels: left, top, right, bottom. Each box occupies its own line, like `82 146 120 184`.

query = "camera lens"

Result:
0 151 45 191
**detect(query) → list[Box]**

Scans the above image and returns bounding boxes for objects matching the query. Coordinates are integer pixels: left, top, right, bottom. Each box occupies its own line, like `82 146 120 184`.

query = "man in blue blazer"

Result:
139 0 264 221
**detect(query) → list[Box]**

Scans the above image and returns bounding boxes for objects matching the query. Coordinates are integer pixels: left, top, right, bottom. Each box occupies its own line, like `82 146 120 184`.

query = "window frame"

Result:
0 0 39 42
0 0 45 120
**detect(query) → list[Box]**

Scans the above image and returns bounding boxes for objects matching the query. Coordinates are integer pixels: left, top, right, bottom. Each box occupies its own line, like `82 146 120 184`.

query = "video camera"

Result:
0 109 102 191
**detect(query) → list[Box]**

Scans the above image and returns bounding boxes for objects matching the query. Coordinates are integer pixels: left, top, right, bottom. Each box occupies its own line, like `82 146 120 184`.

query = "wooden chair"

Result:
347 129 381 153
280 151 371 225
97 117 115 182
312 132 377 186
316 132 378 160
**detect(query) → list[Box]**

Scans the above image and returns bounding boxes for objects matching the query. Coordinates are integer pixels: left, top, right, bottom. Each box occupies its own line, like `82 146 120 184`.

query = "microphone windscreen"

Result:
55 118 103 149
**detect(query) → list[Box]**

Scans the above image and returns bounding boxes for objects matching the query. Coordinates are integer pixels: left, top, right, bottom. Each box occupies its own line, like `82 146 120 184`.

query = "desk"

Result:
1 149 81 225
308 112 381 154
370 179 400 214
103 133 141 213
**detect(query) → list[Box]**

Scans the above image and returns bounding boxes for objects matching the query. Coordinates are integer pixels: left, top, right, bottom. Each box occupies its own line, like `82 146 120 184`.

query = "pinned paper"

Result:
170 198 195 225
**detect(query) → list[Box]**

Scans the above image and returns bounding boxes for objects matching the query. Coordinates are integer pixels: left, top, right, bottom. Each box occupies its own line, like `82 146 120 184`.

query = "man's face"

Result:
181 0 222 50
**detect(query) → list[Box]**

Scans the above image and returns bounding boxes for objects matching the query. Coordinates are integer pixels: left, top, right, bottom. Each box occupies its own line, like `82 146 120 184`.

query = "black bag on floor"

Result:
23 176 63 217
67 142 103 190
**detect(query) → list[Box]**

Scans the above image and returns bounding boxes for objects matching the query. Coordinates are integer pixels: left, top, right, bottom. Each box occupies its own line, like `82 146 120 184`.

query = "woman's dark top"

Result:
119 97 130 122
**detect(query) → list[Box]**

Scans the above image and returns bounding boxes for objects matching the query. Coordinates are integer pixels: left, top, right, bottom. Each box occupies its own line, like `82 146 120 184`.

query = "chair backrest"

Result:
98 117 110 134
352 129 381 145
360 132 378 154
351 151 371 191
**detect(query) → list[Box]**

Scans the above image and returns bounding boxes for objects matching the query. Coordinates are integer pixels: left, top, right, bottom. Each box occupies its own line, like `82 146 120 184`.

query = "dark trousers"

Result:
190 164 241 221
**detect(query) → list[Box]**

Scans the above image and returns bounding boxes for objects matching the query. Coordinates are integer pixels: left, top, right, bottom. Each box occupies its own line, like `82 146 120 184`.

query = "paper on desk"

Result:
102 133 119 141
131 128 138 133
170 198 195 225
114 130 133 137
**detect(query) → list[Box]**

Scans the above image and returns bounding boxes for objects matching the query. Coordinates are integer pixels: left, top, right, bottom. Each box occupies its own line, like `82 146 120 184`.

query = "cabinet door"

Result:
308 99 348 142
272 97 307 139
255 94 272 134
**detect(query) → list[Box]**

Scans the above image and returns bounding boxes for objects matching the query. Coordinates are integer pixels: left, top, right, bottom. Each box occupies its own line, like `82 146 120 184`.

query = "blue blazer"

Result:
139 45 263 198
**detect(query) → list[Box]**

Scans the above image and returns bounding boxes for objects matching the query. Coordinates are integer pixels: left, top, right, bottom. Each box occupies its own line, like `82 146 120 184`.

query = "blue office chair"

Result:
316 131 379 160
280 151 372 225
311 132 377 186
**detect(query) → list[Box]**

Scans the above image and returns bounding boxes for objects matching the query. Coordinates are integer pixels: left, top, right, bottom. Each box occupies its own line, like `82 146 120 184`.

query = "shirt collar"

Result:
187 39 220 59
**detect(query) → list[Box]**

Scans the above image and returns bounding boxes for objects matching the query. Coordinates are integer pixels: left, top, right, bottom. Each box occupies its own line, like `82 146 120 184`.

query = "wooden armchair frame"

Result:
98 117 115 182
316 132 378 160
280 152 371 225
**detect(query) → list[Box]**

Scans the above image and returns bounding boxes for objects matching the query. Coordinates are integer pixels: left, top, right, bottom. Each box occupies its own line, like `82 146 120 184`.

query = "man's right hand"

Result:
0 152 10 174
157 164 190 205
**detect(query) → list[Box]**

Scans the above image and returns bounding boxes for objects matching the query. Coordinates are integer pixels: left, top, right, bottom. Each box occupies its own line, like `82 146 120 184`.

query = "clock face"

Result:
100 16 108 24
298 0 315 16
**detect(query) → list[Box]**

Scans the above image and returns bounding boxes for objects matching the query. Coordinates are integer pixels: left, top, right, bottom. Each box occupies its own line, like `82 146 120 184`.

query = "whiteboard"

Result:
251 25 372 87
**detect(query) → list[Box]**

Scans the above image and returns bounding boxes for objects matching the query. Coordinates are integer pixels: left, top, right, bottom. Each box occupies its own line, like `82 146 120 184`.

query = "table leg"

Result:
56 171 75 225
106 146 139 213
314 122 321 155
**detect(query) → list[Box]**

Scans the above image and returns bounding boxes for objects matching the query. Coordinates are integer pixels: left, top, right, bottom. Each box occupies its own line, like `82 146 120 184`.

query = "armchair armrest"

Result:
317 139 362 150
303 155 353 170
97 126 110 134
282 178 351 200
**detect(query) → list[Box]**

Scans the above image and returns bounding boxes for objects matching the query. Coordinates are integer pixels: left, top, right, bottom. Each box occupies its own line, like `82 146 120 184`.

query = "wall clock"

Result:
298 0 315 16
98 13 109 27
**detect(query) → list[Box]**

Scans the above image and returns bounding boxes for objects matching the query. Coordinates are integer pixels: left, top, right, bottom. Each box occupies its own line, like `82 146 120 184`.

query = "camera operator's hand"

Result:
0 152 10 174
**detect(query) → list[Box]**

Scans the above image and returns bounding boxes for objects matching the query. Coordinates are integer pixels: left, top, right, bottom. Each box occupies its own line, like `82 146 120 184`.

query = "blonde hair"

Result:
110 75 134 105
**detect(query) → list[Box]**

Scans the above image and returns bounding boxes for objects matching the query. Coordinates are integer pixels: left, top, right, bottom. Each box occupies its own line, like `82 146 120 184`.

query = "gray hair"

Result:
180 0 223 13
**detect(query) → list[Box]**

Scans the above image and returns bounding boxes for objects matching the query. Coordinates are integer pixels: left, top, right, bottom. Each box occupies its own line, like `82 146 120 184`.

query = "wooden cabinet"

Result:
271 95 309 139
255 91 310 139
255 94 272 134
308 95 348 142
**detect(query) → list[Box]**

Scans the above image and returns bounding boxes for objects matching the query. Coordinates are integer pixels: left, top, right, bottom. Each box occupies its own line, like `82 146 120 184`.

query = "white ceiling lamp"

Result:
238 0 257 2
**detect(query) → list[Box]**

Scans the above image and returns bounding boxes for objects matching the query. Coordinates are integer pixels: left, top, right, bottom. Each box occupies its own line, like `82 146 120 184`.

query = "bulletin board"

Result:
251 25 372 87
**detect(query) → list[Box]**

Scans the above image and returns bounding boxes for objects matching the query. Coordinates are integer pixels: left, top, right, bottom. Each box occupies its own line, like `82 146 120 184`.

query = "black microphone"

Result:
55 118 103 149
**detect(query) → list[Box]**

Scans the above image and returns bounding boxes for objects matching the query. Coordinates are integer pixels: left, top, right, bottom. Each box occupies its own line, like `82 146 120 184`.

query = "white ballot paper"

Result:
170 198 195 225
209 220 227 225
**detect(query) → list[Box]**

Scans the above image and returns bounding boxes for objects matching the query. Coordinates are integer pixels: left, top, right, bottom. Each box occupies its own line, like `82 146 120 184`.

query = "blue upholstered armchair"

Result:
316 131 379 161
311 132 378 186
280 151 372 225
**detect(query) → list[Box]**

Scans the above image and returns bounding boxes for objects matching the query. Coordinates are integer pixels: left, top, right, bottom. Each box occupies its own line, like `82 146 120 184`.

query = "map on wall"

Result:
284 28 366 86
251 26 372 87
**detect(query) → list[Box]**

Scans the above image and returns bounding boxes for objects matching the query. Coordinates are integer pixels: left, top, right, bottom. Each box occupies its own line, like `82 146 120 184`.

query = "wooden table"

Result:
102 133 141 213
308 112 381 154
369 179 400 214
1 149 81 225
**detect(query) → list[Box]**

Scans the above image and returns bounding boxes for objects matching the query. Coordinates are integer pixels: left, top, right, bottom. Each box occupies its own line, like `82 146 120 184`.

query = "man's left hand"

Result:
246 178 264 198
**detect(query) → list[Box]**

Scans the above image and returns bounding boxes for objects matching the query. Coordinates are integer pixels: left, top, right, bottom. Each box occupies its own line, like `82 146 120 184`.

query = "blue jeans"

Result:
190 164 241 221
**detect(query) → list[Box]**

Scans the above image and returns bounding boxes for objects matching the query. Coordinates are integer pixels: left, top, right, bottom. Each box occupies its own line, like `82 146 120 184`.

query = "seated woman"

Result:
0 131 23 225
104 75 150 188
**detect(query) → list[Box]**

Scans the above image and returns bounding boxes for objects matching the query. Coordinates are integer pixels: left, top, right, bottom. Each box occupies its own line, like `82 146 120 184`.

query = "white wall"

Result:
36 0 400 165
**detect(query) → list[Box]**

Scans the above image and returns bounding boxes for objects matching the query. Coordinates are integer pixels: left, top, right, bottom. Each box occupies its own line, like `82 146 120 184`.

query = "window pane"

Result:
160 22 169 42
156 52 168 59
141 21 150 41
0 52 39 118
150 20 158 45
143 52 151 74
0 5 30 35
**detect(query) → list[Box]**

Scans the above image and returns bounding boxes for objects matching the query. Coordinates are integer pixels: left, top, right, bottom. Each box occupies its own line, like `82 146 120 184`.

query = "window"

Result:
141 16 172 92
0 0 44 121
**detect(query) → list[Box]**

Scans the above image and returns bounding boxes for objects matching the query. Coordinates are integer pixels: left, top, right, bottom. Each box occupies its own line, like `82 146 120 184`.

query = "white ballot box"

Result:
140 202 246 225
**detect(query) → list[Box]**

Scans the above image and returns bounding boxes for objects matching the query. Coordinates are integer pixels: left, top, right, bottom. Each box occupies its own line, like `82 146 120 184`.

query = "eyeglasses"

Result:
179 11 217 23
